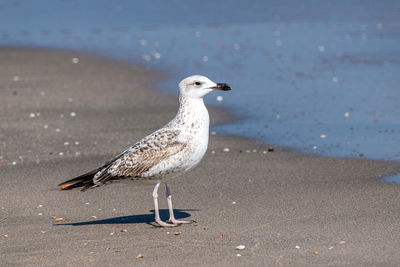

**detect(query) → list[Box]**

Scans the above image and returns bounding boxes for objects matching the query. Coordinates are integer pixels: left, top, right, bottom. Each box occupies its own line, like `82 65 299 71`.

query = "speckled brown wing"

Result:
92 129 186 185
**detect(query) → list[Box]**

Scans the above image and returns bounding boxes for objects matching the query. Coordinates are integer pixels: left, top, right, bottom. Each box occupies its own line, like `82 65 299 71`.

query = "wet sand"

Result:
1 48 400 266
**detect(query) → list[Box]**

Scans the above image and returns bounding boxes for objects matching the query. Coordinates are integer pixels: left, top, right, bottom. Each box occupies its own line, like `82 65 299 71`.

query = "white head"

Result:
178 75 231 99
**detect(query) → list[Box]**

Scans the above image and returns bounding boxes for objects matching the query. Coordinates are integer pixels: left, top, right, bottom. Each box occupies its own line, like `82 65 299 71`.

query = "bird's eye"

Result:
194 81 201 86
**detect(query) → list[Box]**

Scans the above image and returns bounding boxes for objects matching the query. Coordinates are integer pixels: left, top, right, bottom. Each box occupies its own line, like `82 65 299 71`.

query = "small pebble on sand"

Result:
174 232 181 235
72 57 79 64
121 229 127 232
236 245 245 250
13 75 20 81
223 148 230 152
313 251 319 255
136 254 144 259
295 245 301 249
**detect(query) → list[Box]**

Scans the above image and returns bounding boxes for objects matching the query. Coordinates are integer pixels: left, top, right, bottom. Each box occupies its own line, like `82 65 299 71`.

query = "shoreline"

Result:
3 45 396 166
1 47 400 266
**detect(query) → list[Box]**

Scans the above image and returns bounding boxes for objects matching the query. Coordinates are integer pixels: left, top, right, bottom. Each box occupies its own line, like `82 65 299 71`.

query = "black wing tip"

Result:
59 180 86 190
58 169 99 191
59 181 96 191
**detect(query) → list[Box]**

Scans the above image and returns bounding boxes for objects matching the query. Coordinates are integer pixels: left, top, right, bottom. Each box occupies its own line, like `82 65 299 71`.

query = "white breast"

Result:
174 97 210 172
143 96 210 178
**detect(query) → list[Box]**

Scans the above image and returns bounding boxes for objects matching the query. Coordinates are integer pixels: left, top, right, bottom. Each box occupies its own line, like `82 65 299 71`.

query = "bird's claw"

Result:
168 219 196 225
155 219 178 227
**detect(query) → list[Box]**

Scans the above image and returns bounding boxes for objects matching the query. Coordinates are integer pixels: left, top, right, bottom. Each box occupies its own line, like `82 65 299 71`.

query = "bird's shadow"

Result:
57 209 198 227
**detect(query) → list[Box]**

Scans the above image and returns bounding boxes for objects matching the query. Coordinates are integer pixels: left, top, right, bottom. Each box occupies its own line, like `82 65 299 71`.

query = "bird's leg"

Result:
152 180 177 227
166 182 195 224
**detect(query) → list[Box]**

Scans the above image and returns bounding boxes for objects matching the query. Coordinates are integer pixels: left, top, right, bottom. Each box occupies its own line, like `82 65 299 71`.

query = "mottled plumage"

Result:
59 75 231 226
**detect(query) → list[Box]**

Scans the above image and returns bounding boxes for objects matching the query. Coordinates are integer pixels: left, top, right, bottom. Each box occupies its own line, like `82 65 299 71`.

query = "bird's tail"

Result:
58 168 100 191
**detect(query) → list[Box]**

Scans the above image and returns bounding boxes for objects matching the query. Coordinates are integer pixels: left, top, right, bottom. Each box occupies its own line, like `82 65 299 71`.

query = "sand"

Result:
1 48 400 266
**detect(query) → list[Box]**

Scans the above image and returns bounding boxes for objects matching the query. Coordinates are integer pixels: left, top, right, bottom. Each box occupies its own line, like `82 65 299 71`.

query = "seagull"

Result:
59 75 231 227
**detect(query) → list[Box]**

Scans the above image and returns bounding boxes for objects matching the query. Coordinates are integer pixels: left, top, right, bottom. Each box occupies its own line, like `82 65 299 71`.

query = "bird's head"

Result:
178 75 231 98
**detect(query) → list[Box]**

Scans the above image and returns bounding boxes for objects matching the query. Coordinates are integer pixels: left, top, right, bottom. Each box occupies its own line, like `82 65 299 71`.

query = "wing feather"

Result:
93 129 186 185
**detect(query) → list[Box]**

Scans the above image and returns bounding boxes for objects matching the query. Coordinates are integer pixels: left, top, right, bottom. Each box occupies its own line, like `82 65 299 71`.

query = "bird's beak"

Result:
210 83 231 91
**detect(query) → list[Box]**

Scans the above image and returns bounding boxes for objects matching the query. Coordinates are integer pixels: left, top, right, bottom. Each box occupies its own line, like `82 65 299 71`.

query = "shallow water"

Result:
1 0 399 162
382 174 400 184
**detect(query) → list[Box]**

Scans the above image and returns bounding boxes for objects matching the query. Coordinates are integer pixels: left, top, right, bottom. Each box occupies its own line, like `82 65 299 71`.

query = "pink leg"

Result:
152 180 177 227
166 182 195 224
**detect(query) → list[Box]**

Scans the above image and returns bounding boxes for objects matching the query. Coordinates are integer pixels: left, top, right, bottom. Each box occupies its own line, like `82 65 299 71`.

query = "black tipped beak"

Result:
211 83 232 91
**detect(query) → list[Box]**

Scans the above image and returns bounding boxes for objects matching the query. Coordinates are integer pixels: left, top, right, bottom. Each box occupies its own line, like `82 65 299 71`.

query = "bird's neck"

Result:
175 95 209 124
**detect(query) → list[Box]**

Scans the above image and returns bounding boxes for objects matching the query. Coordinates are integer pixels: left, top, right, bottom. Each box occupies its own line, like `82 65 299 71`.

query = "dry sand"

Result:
1 48 400 266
